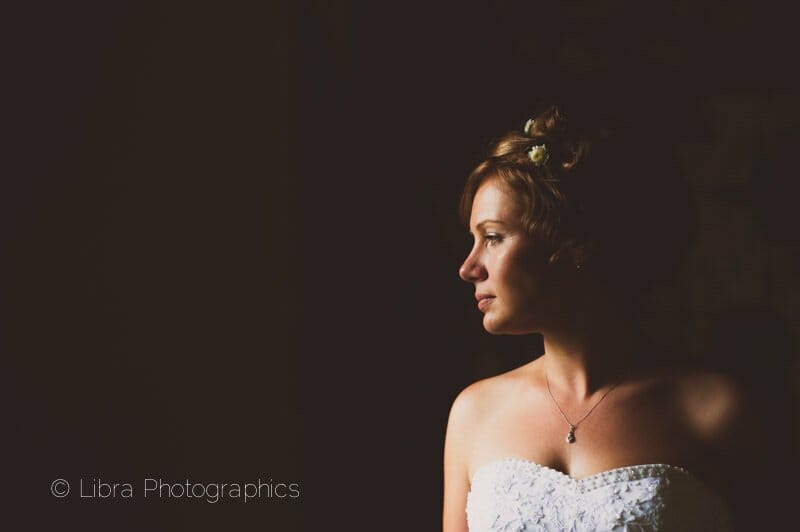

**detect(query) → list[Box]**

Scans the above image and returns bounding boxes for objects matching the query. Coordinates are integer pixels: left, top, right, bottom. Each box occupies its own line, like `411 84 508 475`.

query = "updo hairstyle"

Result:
460 103 695 294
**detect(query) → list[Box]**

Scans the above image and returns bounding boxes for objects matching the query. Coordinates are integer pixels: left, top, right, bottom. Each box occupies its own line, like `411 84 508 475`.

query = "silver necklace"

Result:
544 369 620 444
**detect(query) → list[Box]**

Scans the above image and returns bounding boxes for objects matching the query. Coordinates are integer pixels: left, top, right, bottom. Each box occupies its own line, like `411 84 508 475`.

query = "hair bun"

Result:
523 106 589 172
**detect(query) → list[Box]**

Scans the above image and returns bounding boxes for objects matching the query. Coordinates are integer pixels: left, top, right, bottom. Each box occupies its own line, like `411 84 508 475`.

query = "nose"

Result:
459 247 487 283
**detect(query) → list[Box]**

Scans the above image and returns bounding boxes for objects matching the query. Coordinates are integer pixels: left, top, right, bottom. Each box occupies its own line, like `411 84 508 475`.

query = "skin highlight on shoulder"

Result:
443 371 524 532
450 369 522 429
675 371 751 447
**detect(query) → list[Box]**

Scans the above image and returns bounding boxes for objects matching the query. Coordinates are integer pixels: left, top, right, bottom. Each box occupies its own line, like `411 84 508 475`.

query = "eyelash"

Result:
484 233 503 247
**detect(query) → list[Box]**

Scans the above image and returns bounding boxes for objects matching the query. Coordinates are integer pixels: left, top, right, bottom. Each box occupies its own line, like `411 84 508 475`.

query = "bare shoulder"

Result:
443 365 531 532
445 361 536 462
447 364 529 433
673 369 755 447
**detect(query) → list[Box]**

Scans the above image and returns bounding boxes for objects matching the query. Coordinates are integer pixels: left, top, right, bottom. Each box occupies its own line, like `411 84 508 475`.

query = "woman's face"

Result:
459 179 556 334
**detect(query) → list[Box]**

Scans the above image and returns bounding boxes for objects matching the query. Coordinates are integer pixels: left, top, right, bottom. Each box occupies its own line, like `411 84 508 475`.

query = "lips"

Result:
475 293 495 311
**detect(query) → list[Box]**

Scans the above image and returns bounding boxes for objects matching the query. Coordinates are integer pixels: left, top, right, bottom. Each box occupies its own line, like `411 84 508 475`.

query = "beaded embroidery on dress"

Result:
466 458 733 531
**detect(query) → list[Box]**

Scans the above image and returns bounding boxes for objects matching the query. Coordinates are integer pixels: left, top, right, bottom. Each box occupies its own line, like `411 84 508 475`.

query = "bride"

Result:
442 104 755 531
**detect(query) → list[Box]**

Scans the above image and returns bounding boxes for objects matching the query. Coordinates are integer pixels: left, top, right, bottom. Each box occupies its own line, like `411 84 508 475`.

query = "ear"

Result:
549 240 593 270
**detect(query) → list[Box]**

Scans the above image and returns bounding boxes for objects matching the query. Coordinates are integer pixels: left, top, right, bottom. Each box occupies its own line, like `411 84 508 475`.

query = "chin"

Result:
483 314 539 335
482 316 517 335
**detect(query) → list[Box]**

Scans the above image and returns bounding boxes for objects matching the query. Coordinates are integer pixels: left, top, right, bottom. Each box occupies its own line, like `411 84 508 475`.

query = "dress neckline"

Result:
469 457 700 485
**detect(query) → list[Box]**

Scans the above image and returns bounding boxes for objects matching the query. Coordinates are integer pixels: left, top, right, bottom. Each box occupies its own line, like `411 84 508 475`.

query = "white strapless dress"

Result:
466 458 733 531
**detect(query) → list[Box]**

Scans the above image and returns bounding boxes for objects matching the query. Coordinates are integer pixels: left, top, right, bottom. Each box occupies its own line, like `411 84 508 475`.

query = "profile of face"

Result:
459 179 559 335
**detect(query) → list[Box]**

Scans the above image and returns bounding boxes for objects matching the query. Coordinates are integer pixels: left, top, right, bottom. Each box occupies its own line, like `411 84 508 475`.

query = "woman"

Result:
442 105 755 531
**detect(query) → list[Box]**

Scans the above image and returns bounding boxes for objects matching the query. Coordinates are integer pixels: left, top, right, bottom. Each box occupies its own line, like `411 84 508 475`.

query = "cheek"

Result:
490 253 528 296
502 249 550 299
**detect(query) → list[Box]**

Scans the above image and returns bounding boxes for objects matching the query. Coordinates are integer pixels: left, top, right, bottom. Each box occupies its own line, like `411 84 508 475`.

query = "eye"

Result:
484 233 504 247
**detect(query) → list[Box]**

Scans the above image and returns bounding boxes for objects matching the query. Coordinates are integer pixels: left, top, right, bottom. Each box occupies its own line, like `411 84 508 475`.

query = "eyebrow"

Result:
469 220 508 234
472 219 507 232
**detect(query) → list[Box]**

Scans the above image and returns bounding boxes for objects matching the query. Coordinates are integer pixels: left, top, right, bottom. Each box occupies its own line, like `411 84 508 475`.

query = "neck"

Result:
540 293 640 400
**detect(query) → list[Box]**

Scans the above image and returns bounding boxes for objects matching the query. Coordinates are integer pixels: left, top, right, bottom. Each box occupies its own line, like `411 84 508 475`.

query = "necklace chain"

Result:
544 368 621 444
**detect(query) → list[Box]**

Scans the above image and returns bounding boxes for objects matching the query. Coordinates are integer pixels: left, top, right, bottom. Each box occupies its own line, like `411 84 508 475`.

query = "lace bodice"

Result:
466 458 733 531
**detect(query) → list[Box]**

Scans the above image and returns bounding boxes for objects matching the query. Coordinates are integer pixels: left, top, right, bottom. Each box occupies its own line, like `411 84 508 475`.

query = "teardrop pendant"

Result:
566 427 576 444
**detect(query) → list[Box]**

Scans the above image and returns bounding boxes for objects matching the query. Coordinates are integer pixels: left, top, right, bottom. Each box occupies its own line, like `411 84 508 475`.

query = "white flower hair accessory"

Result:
527 144 549 166
524 118 535 135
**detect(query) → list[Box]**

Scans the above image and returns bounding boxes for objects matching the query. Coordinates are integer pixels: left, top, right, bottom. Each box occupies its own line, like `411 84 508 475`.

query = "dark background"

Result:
10 1 799 530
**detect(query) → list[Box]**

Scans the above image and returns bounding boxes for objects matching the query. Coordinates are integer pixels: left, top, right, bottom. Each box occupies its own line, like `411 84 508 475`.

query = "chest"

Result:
469 386 701 481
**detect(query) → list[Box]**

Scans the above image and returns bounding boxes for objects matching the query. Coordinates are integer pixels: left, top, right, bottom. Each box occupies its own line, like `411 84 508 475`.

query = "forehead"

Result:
469 179 524 228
